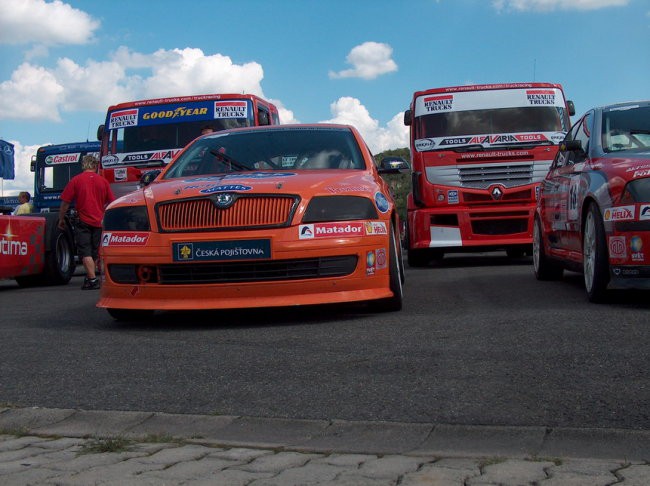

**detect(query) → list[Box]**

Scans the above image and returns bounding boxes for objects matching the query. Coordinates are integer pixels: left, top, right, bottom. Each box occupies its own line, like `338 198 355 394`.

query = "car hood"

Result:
116 170 385 208
593 151 650 179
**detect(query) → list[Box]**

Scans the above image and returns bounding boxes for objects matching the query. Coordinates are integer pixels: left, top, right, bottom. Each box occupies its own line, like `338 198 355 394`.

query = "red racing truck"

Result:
97 93 280 198
403 82 575 266
0 212 74 286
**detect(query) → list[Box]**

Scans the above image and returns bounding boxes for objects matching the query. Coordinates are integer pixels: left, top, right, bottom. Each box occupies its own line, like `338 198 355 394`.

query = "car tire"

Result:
16 217 74 287
375 223 403 312
533 216 563 281
107 308 155 321
583 203 609 303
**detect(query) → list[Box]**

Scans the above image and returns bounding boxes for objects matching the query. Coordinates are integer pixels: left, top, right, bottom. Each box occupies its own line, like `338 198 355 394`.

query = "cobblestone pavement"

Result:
1 407 648 485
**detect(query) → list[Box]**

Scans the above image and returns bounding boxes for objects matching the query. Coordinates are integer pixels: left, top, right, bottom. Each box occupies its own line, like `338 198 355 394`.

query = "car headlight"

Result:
103 206 150 231
303 196 379 223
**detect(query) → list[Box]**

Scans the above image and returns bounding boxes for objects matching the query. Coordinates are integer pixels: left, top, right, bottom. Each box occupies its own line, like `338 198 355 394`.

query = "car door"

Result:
540 118 584 255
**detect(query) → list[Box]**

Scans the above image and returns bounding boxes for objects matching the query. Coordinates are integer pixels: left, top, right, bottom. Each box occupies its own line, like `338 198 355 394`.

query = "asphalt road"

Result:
1 253 649 431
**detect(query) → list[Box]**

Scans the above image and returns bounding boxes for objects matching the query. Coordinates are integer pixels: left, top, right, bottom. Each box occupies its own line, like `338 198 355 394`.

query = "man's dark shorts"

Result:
75 221 102 260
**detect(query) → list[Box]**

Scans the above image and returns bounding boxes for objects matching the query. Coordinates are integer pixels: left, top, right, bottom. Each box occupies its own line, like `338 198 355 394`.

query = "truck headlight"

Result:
303 196 379 223
103 206 150 231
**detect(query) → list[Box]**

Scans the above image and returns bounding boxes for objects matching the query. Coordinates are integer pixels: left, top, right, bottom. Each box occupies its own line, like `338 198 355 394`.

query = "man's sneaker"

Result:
81 277 100 290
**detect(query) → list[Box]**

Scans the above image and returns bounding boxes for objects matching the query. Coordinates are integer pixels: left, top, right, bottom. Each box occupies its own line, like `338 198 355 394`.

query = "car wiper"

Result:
210 149 252 171
490 140 555 150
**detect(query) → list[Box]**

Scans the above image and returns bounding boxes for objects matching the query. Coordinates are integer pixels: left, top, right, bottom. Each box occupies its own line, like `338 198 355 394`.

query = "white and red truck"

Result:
403 82 575 265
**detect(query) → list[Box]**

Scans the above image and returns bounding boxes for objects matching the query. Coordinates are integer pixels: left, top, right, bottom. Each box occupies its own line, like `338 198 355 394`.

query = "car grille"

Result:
156 195 298 232
157 255 358 284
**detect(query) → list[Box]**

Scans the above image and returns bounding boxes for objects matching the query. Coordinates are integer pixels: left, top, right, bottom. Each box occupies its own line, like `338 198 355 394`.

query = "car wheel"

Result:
375 223 403 312
533 217 563 281
107 308 155 321
583 203 609 303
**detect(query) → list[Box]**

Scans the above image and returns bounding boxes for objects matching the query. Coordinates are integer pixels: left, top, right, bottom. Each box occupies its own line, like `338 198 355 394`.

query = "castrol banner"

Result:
45 153 81 165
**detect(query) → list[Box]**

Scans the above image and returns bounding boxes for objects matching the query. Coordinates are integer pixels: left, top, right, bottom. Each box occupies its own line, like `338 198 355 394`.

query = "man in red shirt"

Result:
59 155 115 290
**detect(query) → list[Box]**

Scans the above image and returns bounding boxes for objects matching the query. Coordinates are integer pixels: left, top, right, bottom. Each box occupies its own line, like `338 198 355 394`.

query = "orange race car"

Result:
97 124 405 320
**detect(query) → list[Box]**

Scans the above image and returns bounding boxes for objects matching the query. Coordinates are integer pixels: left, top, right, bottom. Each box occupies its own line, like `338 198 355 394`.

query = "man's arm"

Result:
58 200 71 230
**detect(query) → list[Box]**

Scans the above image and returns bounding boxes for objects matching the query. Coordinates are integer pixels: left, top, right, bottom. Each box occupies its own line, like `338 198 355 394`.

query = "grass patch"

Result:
142 433 177 444
478 457 506 470
527 456 563 466
78 436 135 455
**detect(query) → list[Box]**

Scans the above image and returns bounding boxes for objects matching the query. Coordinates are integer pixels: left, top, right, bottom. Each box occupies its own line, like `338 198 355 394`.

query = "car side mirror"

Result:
97 124 105 141
560 139 583 152
140 169 162 188
378 158 410 174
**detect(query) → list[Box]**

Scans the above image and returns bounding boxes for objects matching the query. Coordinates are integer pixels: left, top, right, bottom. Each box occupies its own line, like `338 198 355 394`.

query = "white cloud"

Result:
0 141 42 196
0 63 65 121
0 47 267 121
0 0 99 45
329 42 398 80
320 97 408 153
492 0 628 11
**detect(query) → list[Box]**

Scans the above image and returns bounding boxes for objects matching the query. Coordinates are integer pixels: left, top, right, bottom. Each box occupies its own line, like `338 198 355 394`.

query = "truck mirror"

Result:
30 155 36 172
403 109 412 126
97 124 105 141
567 101 575 117
140 169 162 188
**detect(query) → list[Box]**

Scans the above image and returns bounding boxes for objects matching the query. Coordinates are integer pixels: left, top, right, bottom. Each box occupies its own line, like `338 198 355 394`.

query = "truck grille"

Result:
459 164 533 189
157 255 358 284
156 195 298 232
426 160 552 190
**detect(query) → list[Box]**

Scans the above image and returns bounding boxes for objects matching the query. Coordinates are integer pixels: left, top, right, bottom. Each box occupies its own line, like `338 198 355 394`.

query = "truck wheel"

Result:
42 218 75 285
533 217 563 281
583 203 609 303
374 223 404 312
107 308 155 321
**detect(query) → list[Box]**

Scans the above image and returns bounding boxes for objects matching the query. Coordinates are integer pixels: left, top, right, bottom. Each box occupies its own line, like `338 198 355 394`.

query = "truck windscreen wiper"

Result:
452 144 485 152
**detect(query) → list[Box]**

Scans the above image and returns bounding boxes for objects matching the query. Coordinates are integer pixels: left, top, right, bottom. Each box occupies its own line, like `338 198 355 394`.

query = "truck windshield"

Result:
415 106 570 140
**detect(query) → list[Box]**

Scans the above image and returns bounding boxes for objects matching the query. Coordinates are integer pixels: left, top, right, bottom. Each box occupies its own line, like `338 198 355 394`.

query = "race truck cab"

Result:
403 82 574 266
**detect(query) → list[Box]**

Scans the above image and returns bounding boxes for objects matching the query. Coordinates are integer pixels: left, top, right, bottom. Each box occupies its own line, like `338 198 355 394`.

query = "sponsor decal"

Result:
214 101 248 119
102 232 149 247
0 234 28 255
109 109 138 129
633 169 650 178
366 251 376 276
608 236 627 259
447 190 459 205
526 89 556 105
374 192 390 213
222 172 296 180
375 248 387 270
414 138 436 152
324 185 370 194
626 164 650 173
423 95 453 112
173 239 271 262
603 206 635 222
101 155 120 167
114 168 127 181
640 205 650 220
199 184 252 194
299 224 314 239
299 222 365 239
612 267 640 276
439 137 472 146
364 221 387 235
45 153 80 165
550 132 566 143
630 236 644 261
141 106 208 121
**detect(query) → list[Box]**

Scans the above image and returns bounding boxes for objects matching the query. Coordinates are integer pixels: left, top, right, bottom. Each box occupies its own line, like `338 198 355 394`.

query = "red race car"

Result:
534 100 650 302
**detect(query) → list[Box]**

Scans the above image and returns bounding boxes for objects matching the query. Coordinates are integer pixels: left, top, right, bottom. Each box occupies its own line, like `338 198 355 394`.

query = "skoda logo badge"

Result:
214 193 234 208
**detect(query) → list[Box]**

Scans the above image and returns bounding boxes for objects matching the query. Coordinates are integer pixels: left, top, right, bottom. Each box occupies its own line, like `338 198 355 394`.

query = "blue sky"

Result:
0 0 648 194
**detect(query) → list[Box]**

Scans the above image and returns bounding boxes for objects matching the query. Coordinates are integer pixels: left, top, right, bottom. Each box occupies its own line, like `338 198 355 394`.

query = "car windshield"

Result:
602 105 650 153
163 127 366 179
